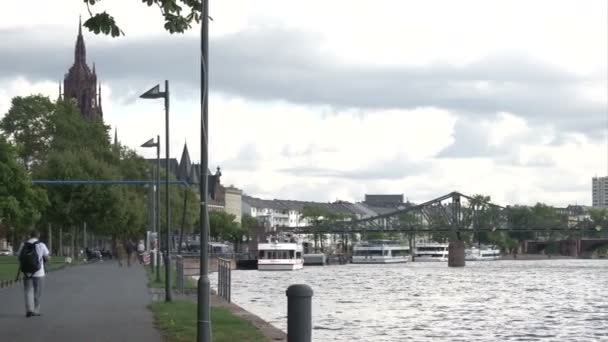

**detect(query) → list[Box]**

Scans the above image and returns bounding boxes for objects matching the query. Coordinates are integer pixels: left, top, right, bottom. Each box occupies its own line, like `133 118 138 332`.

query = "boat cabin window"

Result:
383 250 389 256
392 249 409 257
296 252 302 258
289 250 295 259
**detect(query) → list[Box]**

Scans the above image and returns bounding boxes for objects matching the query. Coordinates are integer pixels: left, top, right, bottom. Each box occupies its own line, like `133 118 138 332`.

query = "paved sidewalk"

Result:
0 261 162 342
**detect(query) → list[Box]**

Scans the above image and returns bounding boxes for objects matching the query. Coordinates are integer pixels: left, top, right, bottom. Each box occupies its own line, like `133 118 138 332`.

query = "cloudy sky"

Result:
1 0 606 206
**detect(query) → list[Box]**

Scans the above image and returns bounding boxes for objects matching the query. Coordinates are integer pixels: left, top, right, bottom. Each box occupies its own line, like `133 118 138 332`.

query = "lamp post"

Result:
141 137 162 282
140 82 172 302
198 1 211 341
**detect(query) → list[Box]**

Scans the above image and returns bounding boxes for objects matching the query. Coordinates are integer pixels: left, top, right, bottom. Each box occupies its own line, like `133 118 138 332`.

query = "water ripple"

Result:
209 259 608 341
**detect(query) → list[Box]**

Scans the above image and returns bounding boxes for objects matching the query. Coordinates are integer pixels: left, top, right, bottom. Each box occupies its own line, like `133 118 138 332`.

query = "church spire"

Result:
114 127 118 148
98 83 102 111
58 82 62 101
75 16 86 64
63 16 102 119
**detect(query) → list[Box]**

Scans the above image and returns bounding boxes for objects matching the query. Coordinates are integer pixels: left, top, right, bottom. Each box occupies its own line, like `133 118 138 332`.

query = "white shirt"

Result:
17 238 50 277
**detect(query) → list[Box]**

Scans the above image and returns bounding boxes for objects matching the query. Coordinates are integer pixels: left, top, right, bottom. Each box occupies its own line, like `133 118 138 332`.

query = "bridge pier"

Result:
579 251 594 259
448 240 465 267
564 239 578 257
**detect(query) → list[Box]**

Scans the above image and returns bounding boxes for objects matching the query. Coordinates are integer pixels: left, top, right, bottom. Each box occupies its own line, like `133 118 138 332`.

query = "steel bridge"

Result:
279 191 599 235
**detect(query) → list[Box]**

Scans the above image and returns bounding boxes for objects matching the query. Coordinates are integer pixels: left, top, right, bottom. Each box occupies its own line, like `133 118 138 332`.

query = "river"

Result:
209 260 607 341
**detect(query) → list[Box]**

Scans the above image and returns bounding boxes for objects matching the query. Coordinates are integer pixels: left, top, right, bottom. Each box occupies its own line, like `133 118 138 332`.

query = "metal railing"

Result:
217 257 231 302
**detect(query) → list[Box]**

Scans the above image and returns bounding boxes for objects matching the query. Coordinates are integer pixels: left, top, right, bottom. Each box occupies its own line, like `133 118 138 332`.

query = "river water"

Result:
209 260 608 341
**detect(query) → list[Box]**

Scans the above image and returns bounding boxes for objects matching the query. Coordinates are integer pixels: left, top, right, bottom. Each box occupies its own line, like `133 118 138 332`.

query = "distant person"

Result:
137 240 145 264
125 240 135 267
115 241 125 267
17 230 50 318
101 247 112 260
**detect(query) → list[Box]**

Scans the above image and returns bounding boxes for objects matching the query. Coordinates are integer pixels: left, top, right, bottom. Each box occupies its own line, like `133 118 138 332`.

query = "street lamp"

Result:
140 81 172 302
141 136 161 282
198 1 211 341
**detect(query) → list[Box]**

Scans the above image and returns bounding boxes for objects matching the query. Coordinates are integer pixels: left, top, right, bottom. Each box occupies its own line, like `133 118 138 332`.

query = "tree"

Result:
82 0 204 37
0 136 48 231
587 208 608 238
300 205 350 251
506 205 535 242
209 211 238 241
241 214 258 231
0 95 55 171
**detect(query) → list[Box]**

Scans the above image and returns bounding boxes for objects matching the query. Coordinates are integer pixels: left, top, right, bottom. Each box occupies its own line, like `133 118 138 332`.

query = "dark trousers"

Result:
23 277 44 314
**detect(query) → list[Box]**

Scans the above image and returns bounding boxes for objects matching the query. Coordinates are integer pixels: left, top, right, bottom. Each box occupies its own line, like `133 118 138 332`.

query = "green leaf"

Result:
83 12 124 37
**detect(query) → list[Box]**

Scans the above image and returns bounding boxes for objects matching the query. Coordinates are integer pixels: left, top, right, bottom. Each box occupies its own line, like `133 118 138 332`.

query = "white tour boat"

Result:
414 242 449 262
465 246 501 261
257 234 304 271
352 240 410 264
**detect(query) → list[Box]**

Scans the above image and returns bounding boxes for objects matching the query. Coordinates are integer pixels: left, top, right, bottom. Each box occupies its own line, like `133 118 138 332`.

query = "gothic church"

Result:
61 18 103 119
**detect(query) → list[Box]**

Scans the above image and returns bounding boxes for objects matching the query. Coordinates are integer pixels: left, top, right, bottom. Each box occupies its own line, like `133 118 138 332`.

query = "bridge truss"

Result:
281 192 597 236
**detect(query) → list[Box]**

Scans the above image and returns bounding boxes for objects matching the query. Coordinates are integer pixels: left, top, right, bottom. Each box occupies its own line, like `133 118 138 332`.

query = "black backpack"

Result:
19 241 41 275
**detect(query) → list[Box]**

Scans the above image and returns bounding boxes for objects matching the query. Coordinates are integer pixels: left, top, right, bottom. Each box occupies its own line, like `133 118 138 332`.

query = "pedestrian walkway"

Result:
0 261 162 342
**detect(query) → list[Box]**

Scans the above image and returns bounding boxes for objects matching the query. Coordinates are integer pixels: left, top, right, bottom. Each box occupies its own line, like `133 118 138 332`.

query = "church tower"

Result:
63 17 102 119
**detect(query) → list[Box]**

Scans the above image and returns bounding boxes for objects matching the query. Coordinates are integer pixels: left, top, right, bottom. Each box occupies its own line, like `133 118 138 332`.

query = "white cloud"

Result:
0 1 606 208
0 77 58 115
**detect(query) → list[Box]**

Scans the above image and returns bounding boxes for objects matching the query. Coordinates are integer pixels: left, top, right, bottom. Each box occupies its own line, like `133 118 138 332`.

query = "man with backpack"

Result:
17 230 50 318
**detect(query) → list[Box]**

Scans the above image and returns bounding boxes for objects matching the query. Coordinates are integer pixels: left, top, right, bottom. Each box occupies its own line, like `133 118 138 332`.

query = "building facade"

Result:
145 143 243 220
241 196 369 229
224 186 243 223
62 18 103 119
592 176 608 208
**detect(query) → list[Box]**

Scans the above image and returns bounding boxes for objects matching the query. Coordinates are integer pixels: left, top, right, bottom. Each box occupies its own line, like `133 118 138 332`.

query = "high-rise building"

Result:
62 17 103 119
592 176 608 208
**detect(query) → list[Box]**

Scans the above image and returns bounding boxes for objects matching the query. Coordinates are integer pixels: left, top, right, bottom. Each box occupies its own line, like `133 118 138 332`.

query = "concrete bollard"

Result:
286 284 313 342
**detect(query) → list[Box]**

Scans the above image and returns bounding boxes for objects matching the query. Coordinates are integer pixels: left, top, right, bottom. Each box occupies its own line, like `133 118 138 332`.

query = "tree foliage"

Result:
241 213 258 232
0 136 48 231
0 95 54 171
0 95 198 244
82 0 204 37
209 211 245 245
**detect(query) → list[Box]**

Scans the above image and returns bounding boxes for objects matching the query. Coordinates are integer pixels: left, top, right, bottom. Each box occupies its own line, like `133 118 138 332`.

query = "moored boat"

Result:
257 234 304 271
465 246 501 261
352 240 410 264
414 242 449 262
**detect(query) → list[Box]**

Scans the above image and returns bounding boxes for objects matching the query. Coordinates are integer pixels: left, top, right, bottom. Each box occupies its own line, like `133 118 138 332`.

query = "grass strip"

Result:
145 264 197 290
149 300 267 342
0 256 67 281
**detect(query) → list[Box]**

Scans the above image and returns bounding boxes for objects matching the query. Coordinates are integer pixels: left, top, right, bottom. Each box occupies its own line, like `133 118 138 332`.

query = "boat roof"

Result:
258 242 301 249
356 240 408 247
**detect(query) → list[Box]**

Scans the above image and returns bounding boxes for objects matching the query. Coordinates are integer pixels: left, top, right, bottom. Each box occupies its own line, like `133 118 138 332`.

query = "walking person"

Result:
137 240 145 264
114 240 125 267
17 230 50 318
125 240 135 267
